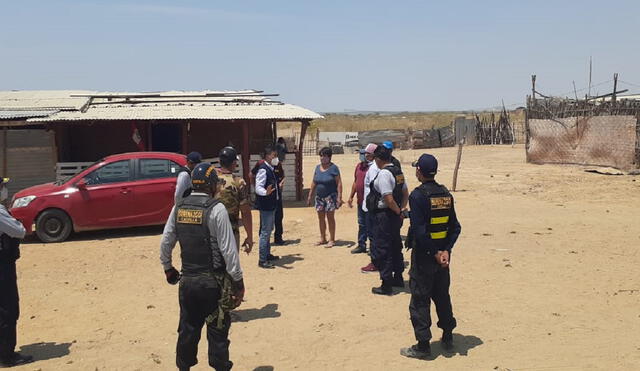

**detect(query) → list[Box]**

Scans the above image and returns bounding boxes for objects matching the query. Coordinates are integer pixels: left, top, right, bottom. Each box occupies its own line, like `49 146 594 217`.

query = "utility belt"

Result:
181 266 225 278
371 206 392 213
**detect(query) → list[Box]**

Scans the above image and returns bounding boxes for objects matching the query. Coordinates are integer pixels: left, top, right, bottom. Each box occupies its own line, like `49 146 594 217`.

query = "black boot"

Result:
441 330 454 351
400 342 431 359
371 281 393 296
351 246 367 254
0 352 34 367
392 274 404 288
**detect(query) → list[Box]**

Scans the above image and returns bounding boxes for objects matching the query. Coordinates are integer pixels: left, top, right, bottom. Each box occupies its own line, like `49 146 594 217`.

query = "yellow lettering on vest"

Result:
395 174 405 185
430 197 452 210
177 209 204 224
430 216 449 224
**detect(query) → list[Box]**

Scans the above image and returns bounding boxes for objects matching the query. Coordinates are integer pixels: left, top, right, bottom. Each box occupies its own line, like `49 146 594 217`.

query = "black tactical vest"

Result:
385 164 405 208
418 182 453 250
366 164 405 212
175 194 225 276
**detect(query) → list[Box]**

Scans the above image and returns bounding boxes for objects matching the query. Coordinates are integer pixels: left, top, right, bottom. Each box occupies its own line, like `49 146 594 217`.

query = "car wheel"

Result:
36 209 73 243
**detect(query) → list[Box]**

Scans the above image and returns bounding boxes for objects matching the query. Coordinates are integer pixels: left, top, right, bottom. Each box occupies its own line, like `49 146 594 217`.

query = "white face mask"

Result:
271 157 280 167
0 187 7 202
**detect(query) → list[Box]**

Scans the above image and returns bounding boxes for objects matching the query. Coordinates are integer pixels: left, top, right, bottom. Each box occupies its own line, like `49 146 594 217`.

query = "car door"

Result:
129 158 181 225
74 159 137 228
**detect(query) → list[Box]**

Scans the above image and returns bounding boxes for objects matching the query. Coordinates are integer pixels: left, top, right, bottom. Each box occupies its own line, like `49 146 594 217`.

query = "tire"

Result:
35 209 73 243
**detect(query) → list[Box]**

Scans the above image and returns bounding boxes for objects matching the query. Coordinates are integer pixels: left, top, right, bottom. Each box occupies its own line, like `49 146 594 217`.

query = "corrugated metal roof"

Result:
0 90 322 122
30 102 322 121
0 90 92 110
0 109 59 119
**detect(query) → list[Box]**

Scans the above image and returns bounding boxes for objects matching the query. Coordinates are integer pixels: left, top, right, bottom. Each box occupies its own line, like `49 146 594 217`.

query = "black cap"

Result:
191 163 219 191
187 151 202 164
412 154 438 176
219 146 239 166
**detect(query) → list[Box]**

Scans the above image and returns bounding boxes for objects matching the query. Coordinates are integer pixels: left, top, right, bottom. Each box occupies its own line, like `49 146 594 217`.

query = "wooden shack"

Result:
0 90 322 200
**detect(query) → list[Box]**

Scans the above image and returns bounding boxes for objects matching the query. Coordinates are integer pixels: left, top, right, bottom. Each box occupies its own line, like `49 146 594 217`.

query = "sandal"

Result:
325 241 335 248
316 240 329 246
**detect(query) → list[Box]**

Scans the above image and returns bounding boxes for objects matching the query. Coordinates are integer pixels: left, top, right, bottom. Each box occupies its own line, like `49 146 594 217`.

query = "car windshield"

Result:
54 160 102 186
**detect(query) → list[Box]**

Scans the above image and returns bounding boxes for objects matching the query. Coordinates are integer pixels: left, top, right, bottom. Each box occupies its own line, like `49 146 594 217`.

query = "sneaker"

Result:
400 344 431 360
360 263 378 273
267 254 280 261
441 330 454 351
0 352 34 367
371 282 393 296
258 261 275 269
351 246 367 254
392 274 405 288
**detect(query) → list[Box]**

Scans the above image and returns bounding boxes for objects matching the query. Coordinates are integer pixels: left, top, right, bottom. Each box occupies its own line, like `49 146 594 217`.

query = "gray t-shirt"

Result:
313 164 340 198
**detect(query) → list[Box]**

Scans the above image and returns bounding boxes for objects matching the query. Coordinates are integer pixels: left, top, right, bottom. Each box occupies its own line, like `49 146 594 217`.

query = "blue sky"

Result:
1 0 639 112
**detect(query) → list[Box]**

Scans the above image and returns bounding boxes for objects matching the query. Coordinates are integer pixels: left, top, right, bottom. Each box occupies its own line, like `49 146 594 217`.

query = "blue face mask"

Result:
359 153 366 162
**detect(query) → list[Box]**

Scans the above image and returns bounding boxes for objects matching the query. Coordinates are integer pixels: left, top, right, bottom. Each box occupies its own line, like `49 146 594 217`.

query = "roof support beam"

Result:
241 120 250 183
296 120 310 201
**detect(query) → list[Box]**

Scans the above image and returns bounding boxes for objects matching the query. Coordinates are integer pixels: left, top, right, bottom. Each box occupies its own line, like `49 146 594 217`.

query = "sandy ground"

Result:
10 145 640 370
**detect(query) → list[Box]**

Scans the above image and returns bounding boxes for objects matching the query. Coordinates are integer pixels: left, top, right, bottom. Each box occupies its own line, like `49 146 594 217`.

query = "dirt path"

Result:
13 145 640 370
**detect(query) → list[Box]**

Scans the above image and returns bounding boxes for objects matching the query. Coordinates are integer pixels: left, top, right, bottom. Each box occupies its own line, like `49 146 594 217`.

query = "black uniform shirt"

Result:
409 181 461 253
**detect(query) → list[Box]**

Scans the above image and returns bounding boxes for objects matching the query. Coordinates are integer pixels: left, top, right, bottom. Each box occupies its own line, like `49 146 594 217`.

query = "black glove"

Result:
231 279 245 307
405 226 414 250
164 267 181 285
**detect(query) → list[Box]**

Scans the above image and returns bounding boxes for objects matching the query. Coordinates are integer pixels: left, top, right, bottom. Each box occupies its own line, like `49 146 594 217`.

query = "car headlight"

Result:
12 195 36 208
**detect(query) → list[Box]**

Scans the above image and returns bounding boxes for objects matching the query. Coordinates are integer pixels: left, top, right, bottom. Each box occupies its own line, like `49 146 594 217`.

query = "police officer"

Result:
160 163 244 371
400 154 461 359
367 145 409 295
0 178 33 367
174 151 202 204
215 147 254 254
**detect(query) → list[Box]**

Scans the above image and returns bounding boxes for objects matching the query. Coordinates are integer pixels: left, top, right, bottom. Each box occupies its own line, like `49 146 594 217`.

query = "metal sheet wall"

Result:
454 117 476 145
0 129 56 199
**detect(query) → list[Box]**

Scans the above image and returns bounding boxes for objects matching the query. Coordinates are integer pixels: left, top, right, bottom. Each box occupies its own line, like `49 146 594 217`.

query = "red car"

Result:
10 152 187 243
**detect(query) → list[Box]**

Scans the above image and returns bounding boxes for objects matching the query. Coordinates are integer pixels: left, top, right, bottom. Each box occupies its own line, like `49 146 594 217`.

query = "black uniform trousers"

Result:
0 261 19 360
274 193 284 242
408 247 456 342
177 275 232 371
372 209 404 283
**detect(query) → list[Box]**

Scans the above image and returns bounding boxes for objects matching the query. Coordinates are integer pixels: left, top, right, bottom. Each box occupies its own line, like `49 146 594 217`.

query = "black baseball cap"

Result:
412 154 438 176
187 151 202 164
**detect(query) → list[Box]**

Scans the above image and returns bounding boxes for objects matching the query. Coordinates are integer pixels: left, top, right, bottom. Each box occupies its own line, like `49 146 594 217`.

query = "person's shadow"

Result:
232 304 281 322
332 240 356 248
271 254 304 269
274 238 301 246
253 366 274 371
428 334 483 358
18 342 72 362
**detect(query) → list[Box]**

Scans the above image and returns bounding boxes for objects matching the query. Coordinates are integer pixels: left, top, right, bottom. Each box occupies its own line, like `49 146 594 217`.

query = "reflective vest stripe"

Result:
430 231 448 239
430 216 449 224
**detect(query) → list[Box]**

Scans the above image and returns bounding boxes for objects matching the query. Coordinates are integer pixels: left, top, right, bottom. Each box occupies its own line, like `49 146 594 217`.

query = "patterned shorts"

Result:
315 193 338 212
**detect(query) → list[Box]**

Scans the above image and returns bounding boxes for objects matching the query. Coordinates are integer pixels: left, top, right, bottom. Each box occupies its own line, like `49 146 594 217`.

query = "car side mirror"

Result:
77 179 88 190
